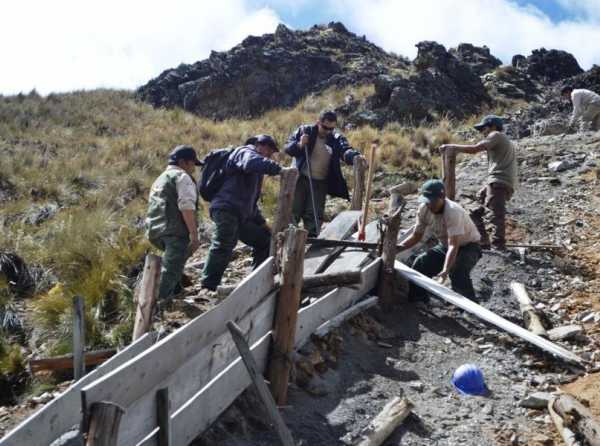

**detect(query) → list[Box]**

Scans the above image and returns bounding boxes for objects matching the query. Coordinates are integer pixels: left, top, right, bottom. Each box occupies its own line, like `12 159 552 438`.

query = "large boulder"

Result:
363 41 491 124
482 66 541 101
513 48 583 83
137 22 408 119
449 43 502 76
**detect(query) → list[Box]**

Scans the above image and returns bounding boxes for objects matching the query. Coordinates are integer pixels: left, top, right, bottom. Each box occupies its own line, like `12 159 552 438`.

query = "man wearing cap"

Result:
201 135 283 291
145 145 202 301
398 179 482 301
285 110 363 237
439 115 517 250
561 86 600 131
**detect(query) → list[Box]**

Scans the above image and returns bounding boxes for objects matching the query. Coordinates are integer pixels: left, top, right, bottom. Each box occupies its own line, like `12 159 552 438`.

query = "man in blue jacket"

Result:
285 110 362 237
201 135 283 291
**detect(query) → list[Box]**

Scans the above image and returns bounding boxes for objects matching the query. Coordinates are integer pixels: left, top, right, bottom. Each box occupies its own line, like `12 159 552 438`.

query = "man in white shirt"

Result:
398 180 482 302
562 86 600 131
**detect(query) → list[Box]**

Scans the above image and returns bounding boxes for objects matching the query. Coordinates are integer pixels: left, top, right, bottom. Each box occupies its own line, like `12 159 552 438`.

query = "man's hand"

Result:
279 167 294 175
356 154 368 168
189 237 201 254
262 223 272 233
435 270 449 284
299 134 310 147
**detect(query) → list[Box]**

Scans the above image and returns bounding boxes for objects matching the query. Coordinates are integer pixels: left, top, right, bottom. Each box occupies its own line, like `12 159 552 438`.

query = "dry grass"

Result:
0 85 465 356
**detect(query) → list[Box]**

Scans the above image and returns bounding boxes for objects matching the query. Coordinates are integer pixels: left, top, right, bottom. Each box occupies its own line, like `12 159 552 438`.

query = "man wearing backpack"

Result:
285 110 362 237
201 135 283 291
145 145 202 301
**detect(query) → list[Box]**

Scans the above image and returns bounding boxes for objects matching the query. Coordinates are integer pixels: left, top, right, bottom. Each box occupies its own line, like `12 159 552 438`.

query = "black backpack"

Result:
198 148 235 202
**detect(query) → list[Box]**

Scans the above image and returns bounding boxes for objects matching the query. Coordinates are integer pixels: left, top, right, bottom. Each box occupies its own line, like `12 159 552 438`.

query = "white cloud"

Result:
0 0 280 95
332 0 600 69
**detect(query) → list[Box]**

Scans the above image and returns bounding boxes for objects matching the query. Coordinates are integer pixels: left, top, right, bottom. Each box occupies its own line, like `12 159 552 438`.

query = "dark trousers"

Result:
409 242 482 301
292 175 328 238
150 235 190 300
470 182 513 248
201 208 271 290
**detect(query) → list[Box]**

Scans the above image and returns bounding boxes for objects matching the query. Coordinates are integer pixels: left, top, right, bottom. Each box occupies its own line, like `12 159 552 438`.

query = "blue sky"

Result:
1 0 599 94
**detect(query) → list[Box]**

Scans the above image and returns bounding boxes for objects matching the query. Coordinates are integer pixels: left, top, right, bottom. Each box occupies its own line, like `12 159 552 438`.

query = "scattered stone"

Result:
547 325 583 341
519 392 552 409
408 381 424 392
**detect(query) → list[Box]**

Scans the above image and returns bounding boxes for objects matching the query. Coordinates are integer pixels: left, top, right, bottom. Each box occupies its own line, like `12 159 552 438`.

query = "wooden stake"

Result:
351 155 368 211
156 388 171 446
132 254 161 341
379 204 405 310
552 393 600 446
358 143 377 241
510 282 547 337
29 348 116 373
73 296 86 381
267 227 307 405
227 321 295 446
85 401 125 446
270 167 300 257
442 150 456 200
355 397 413 446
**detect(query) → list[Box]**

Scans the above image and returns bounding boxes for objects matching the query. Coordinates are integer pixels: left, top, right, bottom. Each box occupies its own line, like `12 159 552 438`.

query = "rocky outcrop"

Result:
137 22 408 119
449 43 502 76
352 41 491 126
482 66 541 102
512 48 583 83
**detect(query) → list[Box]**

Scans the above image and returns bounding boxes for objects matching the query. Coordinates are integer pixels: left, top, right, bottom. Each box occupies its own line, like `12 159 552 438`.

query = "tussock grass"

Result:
0 84 463 357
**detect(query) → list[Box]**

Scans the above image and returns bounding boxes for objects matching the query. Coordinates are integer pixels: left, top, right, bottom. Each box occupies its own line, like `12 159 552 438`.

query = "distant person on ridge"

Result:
397 179 482 302
145 145 202 301
200 135 283 291
561 86 600 132
285 110 364 237
439 115 517 250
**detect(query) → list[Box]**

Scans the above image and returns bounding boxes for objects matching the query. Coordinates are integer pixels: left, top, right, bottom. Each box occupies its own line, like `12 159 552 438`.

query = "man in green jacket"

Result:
145 145 202 300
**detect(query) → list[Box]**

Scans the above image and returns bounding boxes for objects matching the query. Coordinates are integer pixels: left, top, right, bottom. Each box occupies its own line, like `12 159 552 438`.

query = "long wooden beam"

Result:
29 349 117 373
394 261 584 365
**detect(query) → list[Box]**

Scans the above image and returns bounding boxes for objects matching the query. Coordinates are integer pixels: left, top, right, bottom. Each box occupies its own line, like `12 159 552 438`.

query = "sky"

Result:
1 0 599 95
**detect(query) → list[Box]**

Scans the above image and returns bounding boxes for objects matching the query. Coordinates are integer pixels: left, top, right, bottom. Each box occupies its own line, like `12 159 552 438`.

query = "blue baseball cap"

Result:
474 115 504 131
168 145 203 166
418 179 445 204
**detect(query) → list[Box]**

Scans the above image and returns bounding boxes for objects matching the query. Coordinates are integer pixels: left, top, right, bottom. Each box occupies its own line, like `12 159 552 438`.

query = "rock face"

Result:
449 43 502 76
360 41 491 125
513 48 583 83
482 66 541 101
137 22 408 119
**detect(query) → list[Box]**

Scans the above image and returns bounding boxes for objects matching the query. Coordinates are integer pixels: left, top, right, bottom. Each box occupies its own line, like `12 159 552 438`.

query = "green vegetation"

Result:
0 85 468 367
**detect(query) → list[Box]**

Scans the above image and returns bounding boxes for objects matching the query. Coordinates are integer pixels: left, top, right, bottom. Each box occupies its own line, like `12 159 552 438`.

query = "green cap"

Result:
418 179 445 204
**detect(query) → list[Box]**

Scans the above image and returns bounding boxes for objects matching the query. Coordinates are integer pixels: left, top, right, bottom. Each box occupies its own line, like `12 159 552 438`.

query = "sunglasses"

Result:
320 123 335 132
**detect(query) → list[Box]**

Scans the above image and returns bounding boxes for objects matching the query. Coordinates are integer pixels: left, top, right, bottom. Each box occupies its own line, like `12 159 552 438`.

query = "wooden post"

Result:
356 397 413 446
351 155 368 211
510 282 547 337
552 393 600 446
73 295 85 381
132 254 161 341
378 204 405 310
227 321 295 446
156 388 171 446
267 227 307 405
358 144 378 241
548 398 579 446
442 150 456 200
270 167 300 257
85 401 125 446
30 348 116 373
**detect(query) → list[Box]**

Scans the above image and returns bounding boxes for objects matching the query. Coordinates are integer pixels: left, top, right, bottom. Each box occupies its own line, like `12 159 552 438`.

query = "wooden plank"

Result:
133 254 161 341
314 296 379 338
553 393 600 445
227 322 295 446
356 397 413 446
323 220 380 274
73 295 86 380
268 227 307 404
100 290 277 446
156 388 171 446
295 258 380 348
29 349 116 373
0 333 156 446
81 258 275 411
394 260 584 365
303 210 361 276
170 333 272 446
510 282 547 337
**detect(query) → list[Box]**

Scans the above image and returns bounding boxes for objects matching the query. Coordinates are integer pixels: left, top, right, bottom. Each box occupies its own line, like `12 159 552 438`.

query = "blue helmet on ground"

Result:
451 364 487 396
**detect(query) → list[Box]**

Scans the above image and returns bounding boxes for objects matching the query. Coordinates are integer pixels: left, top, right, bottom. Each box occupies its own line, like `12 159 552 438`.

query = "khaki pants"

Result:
469 182 513 248
581 102 600 131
